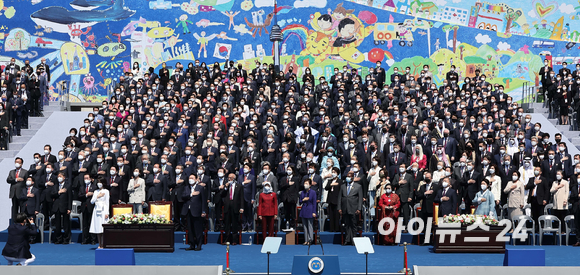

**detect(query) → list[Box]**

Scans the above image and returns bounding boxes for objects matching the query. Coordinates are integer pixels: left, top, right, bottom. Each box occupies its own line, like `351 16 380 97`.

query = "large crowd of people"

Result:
4 57 580 252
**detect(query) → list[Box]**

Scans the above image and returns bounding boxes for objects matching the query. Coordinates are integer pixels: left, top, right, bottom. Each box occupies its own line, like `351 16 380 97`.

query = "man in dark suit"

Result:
1 213 37 266
222 173 244 245
392 163 413 227
146 164 168 201
435 178 458 216
182 174 207 251
7 157 28 222
18 177 40 221
416 172 439 235
51 172 72 244
460 161 481 214
79 174 97 244
9 88 25 136
279 165 299 229
542 150 561 183
338 171 363 245
41 145 57 165
526 166 549 227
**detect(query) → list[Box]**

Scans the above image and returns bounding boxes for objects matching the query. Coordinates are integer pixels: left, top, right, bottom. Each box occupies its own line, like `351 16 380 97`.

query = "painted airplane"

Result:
30 0 135 33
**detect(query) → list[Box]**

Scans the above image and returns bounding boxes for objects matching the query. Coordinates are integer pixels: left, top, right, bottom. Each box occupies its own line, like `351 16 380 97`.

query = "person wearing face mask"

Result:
51 172 71 244
78 174 97 245
279 165 299 230
324 167 343 232
182 174 207 251
435 178 458 216
89 177 109 249
8 157 29 222
472 179 497 217
391 163 413 227
504 171 525 220
127 168 146 214
550 170 569 225
257 182 278 242
378 183 400 245
525 166 549 227
460 160 482 214
222 173 244 245
338 171 363 245
299 179 318 245
18 177 40 225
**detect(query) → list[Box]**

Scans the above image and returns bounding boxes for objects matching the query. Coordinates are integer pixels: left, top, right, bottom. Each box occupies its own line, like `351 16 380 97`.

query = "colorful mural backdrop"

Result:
0 0 577 102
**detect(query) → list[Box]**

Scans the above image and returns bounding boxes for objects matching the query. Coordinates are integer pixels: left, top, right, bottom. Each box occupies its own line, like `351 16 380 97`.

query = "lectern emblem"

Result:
308 257 324 273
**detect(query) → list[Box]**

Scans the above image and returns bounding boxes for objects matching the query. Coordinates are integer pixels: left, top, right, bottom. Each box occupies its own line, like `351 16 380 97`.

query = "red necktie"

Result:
230 186 234 200
15 169 19 179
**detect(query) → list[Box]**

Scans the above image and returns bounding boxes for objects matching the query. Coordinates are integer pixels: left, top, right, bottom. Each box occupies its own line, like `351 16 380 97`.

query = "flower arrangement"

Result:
108 214 170 225
442 214 499 226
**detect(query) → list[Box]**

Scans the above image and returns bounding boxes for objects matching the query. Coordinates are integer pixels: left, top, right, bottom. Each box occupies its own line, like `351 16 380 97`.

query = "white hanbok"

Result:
89 189 110 234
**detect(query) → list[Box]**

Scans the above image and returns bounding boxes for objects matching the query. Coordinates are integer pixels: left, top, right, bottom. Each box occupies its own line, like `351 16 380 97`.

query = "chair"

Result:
111 203 133 216
511 215 535 246
500 204 509 221
48 214 55 244
70 200 82 231
36 213 45 244
208 202 215 232
538 215 561 246
543 203 553 215
319 202 327 232
564 215 575 246
149 201 173 221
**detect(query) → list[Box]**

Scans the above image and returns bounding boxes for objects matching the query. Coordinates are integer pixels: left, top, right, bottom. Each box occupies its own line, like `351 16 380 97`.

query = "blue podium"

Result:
292 255 340 275
503 248 545 266
95 248 136 265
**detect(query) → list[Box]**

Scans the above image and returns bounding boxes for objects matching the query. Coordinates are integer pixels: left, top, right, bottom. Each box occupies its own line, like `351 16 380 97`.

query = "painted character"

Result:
333 18 357 47
176 14 194 34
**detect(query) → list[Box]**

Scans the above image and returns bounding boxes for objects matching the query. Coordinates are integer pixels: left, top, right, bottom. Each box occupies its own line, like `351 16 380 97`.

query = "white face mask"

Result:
480 185 487 190
512 176 519 181
442 182 449 188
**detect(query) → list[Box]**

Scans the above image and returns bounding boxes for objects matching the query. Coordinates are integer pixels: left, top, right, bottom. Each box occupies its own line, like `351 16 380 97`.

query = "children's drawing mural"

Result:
0 0 578 102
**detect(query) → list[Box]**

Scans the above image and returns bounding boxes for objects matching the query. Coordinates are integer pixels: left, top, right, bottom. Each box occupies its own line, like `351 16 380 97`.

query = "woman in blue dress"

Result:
472 179 497 217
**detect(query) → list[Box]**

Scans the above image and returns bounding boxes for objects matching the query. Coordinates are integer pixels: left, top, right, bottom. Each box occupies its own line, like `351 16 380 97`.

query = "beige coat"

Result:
550 180 569 210
504 180 525 208
127 177 146 203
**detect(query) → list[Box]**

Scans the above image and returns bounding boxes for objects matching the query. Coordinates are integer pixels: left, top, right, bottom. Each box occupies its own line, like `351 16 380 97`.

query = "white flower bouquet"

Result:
108 213 170 225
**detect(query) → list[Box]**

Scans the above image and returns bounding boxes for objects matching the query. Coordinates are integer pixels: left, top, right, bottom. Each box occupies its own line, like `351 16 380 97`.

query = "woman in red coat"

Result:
377 184 400 245
258 182 278 241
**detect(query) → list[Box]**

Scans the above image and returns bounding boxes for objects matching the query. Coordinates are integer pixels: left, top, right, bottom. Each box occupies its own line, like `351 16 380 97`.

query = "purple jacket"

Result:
299 189 317 218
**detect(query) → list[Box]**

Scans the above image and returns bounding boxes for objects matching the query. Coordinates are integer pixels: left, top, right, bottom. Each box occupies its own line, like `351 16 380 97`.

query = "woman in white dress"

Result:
90 178 110 248
366 157 381 217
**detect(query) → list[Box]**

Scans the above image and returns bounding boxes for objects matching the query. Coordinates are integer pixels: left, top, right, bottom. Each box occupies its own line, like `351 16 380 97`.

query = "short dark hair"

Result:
338 18 355 32
15 213 28 224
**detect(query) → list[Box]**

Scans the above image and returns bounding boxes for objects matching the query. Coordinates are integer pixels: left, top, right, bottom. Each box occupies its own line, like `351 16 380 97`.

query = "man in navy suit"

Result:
435 177 457 216
2 213 37 266
51 172 71 244
182 174 207 251
18 177 40 220
238 168 255 232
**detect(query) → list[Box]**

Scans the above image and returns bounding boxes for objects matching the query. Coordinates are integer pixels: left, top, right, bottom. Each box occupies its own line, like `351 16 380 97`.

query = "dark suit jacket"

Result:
392 172 414 202
416 182 440 213
435 187 458 215
279 175 299 203
51 182 72 213
146 172 168 201
18 186 40 214
337 182 363 215
181 183 208 217
223 182 244 213
525 176 550 205
2 223 37 259
7 168 29 199
461 170 482 200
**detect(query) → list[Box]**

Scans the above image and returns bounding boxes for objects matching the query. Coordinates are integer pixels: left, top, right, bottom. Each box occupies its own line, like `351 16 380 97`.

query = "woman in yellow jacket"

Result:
550 170 569 223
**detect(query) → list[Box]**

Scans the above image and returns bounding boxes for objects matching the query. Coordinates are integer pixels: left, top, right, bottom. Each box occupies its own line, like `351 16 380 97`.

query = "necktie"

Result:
347 184 351 195
28 187 31 195
15 169 19 179
230 185 234 200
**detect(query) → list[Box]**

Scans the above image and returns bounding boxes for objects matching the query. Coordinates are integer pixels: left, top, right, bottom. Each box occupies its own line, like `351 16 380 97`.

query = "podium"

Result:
283 229 295 245
292 255 340 275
